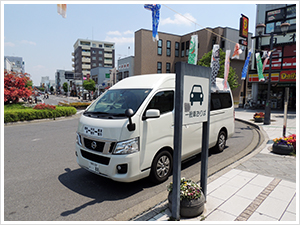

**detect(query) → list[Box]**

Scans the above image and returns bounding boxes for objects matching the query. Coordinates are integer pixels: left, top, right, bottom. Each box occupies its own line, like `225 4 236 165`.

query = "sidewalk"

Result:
132 108 297 222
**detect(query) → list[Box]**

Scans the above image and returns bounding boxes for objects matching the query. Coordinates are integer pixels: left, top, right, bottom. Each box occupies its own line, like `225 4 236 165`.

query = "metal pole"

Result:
283 87 289 137
172 62 184 221
200 78 211 200
264 32 274 125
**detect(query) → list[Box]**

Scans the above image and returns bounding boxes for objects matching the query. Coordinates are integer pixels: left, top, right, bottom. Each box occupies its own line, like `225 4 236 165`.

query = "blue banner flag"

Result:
241 50 252 80
144 4 161 41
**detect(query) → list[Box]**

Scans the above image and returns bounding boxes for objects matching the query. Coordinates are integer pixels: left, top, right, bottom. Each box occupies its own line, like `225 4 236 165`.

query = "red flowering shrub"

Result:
4 70 33 104
33 103 56 110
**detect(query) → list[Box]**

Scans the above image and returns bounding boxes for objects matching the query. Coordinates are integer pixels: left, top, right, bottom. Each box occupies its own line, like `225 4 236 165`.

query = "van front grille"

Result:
81 150 110 165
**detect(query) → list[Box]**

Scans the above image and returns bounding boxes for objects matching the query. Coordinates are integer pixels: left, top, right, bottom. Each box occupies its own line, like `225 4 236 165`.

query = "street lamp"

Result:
255 22 290 125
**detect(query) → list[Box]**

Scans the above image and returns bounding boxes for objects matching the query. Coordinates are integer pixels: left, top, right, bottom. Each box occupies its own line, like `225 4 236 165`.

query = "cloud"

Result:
107 31 122 36
105 36 134 45
5 42 15 47
161 13 197 26
123 30 133 35
20 40 37 45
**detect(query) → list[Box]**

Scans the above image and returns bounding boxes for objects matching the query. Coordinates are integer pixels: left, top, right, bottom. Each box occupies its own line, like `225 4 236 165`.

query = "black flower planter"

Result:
272 143 294 155
168 191 205 218
254 117 264 122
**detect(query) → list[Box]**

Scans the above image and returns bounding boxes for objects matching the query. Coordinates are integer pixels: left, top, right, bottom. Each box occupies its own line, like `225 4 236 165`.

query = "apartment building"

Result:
4 56 25 73
72 39 115 77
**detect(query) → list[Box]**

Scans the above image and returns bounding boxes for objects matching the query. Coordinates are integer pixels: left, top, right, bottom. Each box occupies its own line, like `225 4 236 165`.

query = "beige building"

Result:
72 39 115 77
134 28 253 102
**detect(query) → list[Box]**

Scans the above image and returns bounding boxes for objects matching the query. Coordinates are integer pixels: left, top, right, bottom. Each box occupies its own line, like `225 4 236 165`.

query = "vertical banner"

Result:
262 51 271 72
255 53 265 81
210 44 220 87
57 4 67 18
241 49 252 80
231 43 242 59
224 50 231 90
188 35 198 65
144 4 161 41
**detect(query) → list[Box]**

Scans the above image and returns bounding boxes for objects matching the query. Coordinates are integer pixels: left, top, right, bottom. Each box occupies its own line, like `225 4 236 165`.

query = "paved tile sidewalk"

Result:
137 109 297 222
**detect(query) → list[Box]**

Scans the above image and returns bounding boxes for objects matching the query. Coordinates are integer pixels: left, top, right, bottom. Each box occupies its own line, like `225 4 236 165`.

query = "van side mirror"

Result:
125 109 135 132
142 109 160 120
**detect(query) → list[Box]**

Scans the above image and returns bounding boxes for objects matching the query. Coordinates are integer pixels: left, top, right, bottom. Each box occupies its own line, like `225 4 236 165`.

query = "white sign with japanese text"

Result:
183 75 209 125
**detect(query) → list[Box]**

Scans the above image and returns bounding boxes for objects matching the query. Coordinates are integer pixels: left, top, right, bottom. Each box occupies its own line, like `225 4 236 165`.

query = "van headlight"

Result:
113 137 139 155
76 133 82 146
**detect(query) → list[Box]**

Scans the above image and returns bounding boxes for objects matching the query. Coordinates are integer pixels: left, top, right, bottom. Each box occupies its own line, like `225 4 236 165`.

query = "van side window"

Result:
211 93 232 111
145 91 174 114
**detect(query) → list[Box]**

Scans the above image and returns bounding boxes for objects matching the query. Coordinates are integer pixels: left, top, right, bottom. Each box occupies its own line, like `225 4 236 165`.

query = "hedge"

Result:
4 106 77 123
58 101 91 109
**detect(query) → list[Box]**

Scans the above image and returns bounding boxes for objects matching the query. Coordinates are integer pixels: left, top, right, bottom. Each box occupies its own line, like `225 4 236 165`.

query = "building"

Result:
4 56 25 73
55 69 82 95
90 66 113 91
134 28 253 102
248 4 296 110
117 56 134 81
72 39 115 77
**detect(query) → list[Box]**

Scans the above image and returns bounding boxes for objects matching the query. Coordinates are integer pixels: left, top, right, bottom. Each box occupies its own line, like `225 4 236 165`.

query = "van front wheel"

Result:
150 150 173 183
215 130 227 152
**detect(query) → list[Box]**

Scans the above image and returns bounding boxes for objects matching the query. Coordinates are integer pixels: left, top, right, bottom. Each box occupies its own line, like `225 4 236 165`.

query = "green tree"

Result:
63 82 68 93
83 79 96 92
197 49 239 90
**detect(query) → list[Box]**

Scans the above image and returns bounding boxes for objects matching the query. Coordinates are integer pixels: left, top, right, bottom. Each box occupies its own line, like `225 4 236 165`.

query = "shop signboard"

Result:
239 14 249 39
249 73 279 82
280 70 296 82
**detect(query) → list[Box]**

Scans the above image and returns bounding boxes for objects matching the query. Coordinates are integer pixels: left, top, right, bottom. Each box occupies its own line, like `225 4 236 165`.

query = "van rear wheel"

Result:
150 150 173 183
215 130 226 152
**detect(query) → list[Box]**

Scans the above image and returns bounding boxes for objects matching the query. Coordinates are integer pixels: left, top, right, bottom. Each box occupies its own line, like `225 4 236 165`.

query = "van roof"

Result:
110 73 175 89
110 73 230 91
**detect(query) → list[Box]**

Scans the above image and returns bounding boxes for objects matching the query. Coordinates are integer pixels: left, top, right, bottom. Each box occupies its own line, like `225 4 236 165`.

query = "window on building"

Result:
124 71 129 78
99 63 102 67
175 42 179 57
99 57 103 61
186 41 189 56
181 42 184 57
99 44 103 48
166 63 171 73
99 50 103 55
92 43 96 47
157 62 162 73
158 39 162 55
92 56 96 60
92 63 96 67
167 40 171 56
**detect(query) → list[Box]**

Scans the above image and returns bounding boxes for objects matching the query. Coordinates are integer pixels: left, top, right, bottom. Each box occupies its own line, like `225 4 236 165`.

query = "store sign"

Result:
280 70 296 82
118 62 130 70
249 73 279 82
239 14 249 39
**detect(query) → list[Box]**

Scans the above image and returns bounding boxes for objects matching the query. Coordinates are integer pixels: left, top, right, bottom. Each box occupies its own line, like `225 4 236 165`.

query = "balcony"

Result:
72 52 74 56
82 57 91 63
82 64 91 69
104 59 113 64
72 58 75 62
104 53 112 58
72 64 75 68
82 51 91 57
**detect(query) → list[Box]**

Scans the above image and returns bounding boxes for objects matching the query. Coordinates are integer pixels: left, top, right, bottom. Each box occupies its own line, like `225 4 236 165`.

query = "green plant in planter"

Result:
272 134 296 155
167 178 205 218
167 178 202 200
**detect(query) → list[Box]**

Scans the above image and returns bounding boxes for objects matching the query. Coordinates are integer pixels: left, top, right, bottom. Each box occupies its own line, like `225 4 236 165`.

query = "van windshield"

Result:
85 89 152 116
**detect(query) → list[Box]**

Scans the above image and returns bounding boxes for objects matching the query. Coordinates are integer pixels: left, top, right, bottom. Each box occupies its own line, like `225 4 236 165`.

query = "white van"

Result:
75 74 234 183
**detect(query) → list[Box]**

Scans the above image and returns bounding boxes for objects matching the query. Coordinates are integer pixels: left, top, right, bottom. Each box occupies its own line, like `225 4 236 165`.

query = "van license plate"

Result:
88 162 99 172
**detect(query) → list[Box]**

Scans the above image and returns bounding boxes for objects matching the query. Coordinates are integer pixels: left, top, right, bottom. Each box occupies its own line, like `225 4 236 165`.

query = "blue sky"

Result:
3 2 258 86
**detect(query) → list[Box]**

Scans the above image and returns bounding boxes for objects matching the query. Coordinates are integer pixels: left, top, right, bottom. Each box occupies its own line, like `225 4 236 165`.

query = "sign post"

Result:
172 62 211 220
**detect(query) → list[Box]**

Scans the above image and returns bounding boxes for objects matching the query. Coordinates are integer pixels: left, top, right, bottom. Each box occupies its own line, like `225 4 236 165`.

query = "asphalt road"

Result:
4 116 259 221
